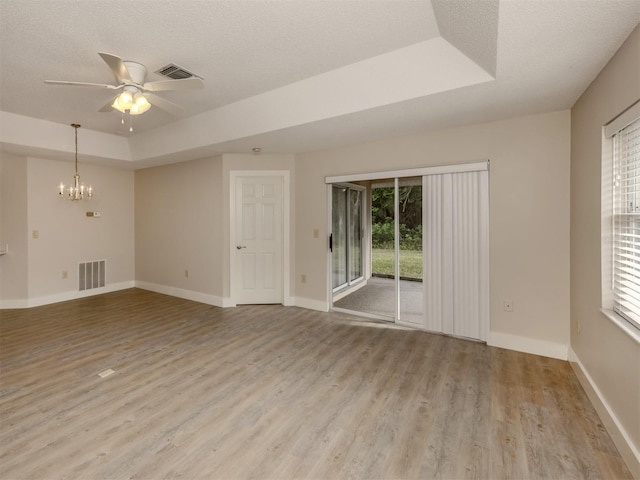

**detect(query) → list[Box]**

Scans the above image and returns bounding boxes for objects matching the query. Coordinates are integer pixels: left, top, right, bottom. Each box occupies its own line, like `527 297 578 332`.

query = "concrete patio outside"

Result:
332 276 423 324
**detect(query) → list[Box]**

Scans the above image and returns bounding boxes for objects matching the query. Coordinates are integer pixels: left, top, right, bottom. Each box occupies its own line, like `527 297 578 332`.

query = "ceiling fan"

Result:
45 52 204 117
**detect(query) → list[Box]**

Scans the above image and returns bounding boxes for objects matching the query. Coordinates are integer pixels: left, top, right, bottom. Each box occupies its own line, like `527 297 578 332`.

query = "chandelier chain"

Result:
72 123 80 175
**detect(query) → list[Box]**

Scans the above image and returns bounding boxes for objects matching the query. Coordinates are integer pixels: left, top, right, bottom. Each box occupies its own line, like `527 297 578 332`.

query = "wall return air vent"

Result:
79 260 106 291
155 63 199 80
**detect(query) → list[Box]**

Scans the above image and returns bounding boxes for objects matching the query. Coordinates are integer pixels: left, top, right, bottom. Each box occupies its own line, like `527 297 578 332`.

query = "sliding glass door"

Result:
398 177 424 325
328 162 489 341
332 184 364 292
332 186 348 289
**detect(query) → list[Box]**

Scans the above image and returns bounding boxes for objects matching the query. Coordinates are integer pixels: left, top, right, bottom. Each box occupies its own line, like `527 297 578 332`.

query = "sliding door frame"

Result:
331 183 366 294
326 161 489 337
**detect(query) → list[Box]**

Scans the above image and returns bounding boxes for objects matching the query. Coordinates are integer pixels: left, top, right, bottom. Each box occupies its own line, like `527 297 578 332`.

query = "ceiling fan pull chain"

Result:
129 113 133 133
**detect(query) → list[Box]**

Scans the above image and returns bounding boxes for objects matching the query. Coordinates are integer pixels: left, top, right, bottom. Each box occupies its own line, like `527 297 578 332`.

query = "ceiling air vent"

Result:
155 63 200 80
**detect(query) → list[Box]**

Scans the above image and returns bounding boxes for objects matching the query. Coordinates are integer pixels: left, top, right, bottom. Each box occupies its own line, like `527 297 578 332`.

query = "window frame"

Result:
602 101 640 335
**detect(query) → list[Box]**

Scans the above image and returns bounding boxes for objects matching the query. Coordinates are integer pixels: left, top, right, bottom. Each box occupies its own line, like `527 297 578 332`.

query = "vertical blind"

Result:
423 170 489 341
613 117 640 329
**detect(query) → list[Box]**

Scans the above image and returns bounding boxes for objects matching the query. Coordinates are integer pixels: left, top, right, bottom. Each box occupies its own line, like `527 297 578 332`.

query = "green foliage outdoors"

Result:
370 185 423 280
371 223 423 250
371 185 423 250
372 249 423 280
371 186 422 228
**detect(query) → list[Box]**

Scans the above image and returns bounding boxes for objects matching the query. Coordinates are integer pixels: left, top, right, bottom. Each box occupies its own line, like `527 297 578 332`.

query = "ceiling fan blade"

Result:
99 52 132 84
44 80 122 89
142 77 204 92
98 98 116 112
147 93 184 116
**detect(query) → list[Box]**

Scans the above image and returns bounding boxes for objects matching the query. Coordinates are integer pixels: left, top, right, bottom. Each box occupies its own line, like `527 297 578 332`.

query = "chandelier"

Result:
58 123 93 200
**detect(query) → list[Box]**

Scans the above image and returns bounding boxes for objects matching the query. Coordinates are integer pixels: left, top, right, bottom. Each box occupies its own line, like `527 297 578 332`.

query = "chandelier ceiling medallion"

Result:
58 123 93 201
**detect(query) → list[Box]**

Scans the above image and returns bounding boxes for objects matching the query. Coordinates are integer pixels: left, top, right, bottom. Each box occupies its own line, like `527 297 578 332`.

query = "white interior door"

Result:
235 175 284 304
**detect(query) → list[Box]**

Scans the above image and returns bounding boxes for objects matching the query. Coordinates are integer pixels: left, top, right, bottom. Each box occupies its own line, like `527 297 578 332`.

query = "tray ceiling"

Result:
0 0 638 167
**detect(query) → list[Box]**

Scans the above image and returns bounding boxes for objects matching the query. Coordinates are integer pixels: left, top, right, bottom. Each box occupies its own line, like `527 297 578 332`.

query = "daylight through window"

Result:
612 116 640 329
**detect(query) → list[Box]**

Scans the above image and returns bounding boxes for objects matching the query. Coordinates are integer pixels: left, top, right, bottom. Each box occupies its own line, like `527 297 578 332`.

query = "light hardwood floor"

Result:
0 288 632 479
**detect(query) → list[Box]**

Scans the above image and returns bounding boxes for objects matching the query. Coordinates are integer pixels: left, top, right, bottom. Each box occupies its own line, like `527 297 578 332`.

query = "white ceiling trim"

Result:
1 37 494 167
129 37 494 162
0 111 132 165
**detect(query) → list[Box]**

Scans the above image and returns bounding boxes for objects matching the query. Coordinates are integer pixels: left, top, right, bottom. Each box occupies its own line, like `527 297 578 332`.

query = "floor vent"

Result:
79 260 106 291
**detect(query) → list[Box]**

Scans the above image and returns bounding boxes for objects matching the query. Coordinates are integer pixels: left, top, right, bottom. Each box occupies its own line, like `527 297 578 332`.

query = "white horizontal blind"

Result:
613 117 640 329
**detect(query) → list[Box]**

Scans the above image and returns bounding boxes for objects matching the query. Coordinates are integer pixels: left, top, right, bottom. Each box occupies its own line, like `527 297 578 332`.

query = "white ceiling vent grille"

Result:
155 64 199 80
79 260 106 291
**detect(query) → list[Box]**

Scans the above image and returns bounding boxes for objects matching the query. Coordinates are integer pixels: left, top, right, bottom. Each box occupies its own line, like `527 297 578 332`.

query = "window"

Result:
611 115 640 330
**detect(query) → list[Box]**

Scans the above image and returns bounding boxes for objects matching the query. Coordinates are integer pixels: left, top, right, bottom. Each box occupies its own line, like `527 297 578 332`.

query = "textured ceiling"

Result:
0 0 639 167
0 0 438 134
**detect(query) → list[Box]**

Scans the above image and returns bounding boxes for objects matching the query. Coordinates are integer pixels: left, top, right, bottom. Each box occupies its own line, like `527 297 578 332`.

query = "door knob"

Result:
236 245 247 250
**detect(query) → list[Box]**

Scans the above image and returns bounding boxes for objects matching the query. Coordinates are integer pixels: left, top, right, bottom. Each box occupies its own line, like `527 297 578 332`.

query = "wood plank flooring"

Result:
0 288 632 479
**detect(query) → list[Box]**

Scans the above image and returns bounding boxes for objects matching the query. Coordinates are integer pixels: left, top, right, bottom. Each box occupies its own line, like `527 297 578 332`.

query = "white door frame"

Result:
229 170 292 307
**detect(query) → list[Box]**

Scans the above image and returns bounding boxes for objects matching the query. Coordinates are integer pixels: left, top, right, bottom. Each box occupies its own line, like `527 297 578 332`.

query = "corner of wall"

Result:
569 347 640 479
488 331 568 360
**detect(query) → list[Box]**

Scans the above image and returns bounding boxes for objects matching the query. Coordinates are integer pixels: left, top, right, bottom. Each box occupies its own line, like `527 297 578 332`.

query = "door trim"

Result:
229 170 291 307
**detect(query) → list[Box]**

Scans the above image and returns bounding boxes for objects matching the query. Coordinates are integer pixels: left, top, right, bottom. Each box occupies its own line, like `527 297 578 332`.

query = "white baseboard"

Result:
568 348 640 479
293 296 329 312
135 281 223 307
2 284 301 311
488 331 568 360
0 281 136 309
221 297 235 308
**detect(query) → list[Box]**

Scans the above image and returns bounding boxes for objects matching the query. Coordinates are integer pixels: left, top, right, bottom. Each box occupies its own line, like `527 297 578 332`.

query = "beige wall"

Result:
134 153 295 305
295 110 571 356
135 156 224 302
0 155 135 307
571 23 640 473
0 155 28 301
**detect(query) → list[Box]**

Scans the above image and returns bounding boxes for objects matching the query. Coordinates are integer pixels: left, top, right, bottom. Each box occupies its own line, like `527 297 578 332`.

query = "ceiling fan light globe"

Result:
138 101 151 114
110 98 125 113
135 95 149 107
118 91 134 109
128 95 151 115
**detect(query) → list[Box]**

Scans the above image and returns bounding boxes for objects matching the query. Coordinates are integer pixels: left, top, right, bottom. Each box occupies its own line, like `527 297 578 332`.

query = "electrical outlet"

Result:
62 270 68 279
184 269 189 278
313 228 319 238
301 274 307 284
503 300 514 312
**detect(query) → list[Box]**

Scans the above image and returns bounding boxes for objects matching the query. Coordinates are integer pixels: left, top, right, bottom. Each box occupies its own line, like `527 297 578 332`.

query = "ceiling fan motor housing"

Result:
123 61 147 85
